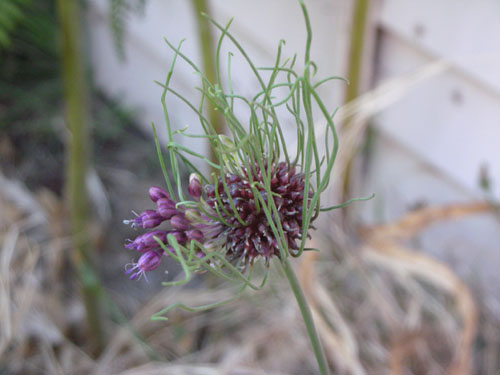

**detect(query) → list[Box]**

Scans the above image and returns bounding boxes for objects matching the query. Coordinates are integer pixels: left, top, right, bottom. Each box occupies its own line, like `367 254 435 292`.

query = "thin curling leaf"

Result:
150 287 246 321
158 235 192 287
150 245 269 321
152 123 174 197
313 75 350 90
320 193 376 212
217 134 241 172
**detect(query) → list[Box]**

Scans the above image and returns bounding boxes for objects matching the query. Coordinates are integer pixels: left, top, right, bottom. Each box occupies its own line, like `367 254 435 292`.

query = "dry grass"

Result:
2 167 500 375
297 200 494 374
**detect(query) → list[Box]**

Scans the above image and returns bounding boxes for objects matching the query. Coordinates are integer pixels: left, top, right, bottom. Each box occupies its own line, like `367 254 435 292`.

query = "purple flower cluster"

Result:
204 161 309 266
123 177 205 280
124 162 311 279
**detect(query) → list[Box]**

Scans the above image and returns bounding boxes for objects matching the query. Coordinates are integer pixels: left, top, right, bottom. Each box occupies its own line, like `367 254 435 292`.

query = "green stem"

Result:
281 256 329 375
344 0 369 104
191 0 224 167
342 0 369 200
56 0 105 354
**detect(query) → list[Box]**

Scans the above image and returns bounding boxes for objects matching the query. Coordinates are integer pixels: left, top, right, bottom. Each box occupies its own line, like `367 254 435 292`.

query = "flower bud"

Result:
125 230 167 252
137 249 163 271
171 214 189 230
125 249 163 280
157 198 178 219
149 186 171 203
169 231 187 245
283 219 299 235
123 209 165 229
188 173 202 200
186 229 203 242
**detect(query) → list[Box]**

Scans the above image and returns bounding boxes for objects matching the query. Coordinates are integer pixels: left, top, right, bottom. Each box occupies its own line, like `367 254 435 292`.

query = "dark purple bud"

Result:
125 230 167 252
277 163 287 177
259 191 268 204
228 174 240 183
149 186 171 203
274 196 284 210
260 241 272 257
205 184 215 197
290 174 304 190
158 207 178 220
188 173 202 200
284 207 298 216
290 191 303 200
279 173 290 185
275 185 287 194
228 183 241 198
202 224 224 239
234 227 245 237
169 230 187 245
126 249 163 280
257 223 267 234
283 219 299 235
288 237 299 250
171 214 189 230
157 198 178 219
138 249 163 270
157 196 176 209
236 200 249 213
123 210 165 229
186 229 203 242
231 236 241 248
251 236 261 252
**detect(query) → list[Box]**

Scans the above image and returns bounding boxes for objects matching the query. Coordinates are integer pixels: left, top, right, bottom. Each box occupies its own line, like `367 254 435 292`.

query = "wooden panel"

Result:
359 133 500 309
379 0 500 95
373 32 500 197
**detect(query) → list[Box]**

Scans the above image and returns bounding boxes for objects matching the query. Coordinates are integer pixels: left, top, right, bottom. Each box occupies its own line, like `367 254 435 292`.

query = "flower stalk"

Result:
281 254 329 374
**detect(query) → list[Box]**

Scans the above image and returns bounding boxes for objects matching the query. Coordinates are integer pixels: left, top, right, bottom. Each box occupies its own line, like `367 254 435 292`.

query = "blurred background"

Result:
1 0 499 374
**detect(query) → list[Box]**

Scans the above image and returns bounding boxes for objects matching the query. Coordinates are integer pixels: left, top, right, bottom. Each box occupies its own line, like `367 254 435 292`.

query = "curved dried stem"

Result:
361 201 493 375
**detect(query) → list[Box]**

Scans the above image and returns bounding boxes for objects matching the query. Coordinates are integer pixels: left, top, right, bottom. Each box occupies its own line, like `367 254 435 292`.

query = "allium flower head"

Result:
203 161 309 267
123 159 311 278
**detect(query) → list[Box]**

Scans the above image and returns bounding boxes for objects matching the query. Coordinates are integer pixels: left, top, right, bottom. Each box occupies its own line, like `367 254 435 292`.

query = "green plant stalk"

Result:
56 0 105 353
344 0 368 104
191 0 224 167
281 255 329 375
342 0 369 200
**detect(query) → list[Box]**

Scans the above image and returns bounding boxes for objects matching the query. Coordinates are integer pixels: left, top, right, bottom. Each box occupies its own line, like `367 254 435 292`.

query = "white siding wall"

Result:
374 0 500 198
361 0 500 313
87 0 353 171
